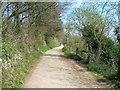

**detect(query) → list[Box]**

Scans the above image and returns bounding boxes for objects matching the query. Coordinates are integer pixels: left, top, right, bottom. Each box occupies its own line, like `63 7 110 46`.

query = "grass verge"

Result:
2 44 54 88
62 46 120 88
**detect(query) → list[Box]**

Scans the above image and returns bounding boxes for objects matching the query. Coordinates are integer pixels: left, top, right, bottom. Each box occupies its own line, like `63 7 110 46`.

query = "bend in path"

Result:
23 45 110 88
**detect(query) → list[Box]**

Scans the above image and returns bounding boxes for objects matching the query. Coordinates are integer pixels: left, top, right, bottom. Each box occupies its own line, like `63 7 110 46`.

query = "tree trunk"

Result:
15 3 20 35
86 44 91 64
117 28 120 80
118 45 120 80
117 1 120 80
96 41 102 63
76 48 78 55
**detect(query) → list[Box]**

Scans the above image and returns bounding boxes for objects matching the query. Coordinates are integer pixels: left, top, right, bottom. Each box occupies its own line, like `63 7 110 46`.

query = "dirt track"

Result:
23 45 110 88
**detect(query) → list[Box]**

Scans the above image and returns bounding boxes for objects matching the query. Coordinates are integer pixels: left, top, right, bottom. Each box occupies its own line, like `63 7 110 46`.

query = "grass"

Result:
2 44 53 88
62 46 82 61
87 63 119 87
62 46 120 88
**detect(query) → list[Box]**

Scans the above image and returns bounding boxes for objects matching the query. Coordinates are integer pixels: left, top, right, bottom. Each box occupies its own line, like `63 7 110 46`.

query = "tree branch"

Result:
7 3 37 20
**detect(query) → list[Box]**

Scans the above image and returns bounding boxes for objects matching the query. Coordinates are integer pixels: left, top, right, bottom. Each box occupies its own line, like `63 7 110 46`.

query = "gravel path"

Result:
23 45 110 88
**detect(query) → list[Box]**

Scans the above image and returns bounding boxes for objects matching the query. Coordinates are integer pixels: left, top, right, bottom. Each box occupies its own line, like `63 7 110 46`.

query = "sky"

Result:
2 0 119 39
60 0 119 39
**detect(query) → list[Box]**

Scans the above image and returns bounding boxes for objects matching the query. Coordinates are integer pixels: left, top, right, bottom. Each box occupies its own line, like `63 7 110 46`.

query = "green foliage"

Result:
62 46 120 88
88 63 115 75
2 42 17 60
62 46 82 61
2 2 63 88
2 42 51 88
46 37 60 48
101 36 118 65
88 63 120 87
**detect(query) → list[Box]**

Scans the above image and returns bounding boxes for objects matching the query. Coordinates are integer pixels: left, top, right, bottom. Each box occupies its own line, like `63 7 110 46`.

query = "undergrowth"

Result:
62 46 120 88
2 42 54 88
62 46 82 61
